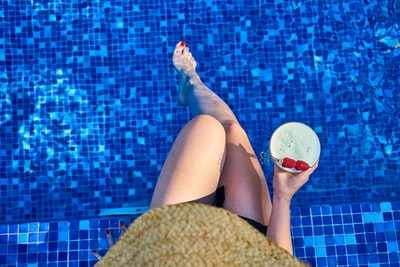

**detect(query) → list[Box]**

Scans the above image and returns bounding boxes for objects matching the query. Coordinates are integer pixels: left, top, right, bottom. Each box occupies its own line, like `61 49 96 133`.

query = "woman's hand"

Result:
267 161 318 254
92 221 127 261
272 161 318 202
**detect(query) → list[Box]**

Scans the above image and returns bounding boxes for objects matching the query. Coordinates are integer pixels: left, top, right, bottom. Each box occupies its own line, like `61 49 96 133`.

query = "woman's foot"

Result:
172 41 200 106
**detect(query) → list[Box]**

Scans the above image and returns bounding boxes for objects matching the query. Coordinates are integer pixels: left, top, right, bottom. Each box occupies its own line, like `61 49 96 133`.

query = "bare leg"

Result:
150 114 226 208
220 123 272 225
172 42 239 125
169 41 272 225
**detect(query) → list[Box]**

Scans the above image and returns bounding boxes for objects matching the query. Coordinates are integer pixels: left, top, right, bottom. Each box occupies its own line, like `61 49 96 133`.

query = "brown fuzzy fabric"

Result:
96 203 307 266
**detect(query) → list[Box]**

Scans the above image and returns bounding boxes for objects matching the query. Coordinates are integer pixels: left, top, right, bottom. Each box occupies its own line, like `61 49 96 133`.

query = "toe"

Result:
174 41 186 55
172 41 197 71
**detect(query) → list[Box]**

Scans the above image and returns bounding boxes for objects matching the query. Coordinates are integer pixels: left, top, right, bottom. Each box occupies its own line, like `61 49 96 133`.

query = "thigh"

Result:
150 115 226 208
219 122 272 226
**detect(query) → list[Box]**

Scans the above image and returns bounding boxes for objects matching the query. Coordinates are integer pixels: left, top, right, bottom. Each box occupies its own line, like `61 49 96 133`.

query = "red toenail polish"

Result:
120 221 125 226
106 229 111 235
180 41 186 47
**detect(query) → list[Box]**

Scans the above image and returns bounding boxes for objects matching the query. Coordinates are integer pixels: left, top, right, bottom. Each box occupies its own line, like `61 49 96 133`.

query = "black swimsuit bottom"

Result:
189 186 268 235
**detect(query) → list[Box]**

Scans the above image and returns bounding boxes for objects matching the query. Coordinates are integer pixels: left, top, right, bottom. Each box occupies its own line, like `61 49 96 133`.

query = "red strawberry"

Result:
281 157 296 168
295 160 310 171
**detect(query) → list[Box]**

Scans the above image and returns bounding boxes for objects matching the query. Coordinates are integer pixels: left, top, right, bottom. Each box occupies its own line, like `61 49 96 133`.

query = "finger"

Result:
313 160 319 169
120 221 127 236
106 229 114 247
92 250 103 261
273 162 287 174
306 160 319 175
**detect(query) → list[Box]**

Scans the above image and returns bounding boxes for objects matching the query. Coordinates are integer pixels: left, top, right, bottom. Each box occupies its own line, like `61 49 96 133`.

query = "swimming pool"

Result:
1 0 399 266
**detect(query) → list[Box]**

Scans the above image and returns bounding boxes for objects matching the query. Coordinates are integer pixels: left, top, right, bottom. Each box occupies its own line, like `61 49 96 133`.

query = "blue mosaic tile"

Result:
1 0 400 266
27 208 400 267
1 0 400 225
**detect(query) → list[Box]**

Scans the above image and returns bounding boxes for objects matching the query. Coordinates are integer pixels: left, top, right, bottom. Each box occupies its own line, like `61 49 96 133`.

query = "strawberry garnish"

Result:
295 160 310 171
281 157 296 168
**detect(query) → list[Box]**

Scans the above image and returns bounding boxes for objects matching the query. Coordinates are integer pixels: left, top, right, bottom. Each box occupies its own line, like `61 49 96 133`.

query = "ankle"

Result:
188 73 201 85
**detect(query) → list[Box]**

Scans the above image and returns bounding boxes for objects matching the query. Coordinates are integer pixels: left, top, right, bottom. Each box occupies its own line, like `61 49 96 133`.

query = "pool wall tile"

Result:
2 0 400 266
0 200 399 266
1 0 400 225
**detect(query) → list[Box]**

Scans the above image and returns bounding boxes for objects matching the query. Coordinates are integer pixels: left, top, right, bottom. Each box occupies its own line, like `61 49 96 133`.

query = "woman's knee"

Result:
190 114 226 140
221 121 247 139
189 114 226 166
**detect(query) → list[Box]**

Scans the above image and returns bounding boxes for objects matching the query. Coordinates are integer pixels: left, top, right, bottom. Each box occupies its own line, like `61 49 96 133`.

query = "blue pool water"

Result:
1 0 399 266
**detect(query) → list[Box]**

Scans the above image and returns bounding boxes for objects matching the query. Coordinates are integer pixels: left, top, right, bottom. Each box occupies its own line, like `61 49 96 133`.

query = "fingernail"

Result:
106 229 114 247
120 221 127 236
92 250 103 260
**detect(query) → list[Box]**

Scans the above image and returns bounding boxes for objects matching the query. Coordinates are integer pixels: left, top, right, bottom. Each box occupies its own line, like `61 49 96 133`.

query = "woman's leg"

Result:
166 41 272 225
172 42 240 125
150 114 226 208
219 122 272 225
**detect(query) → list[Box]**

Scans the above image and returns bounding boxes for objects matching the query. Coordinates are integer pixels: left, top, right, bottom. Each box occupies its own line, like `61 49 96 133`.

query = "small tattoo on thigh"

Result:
217 153 224 165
